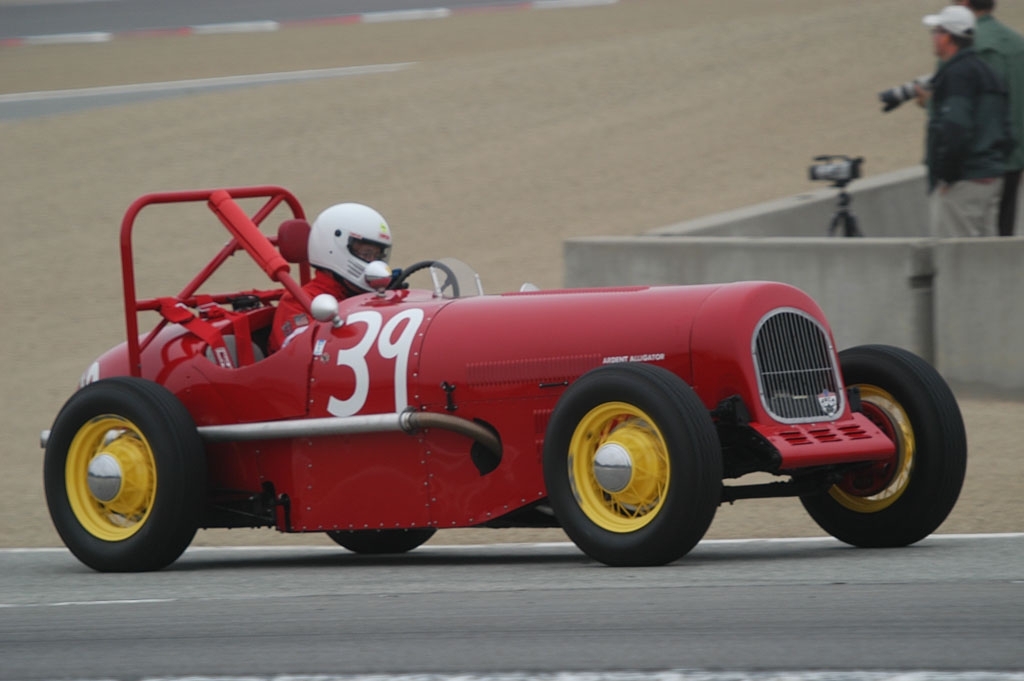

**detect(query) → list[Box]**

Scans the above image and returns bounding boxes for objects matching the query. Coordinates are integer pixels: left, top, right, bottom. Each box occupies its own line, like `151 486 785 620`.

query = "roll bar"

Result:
119 186 308 376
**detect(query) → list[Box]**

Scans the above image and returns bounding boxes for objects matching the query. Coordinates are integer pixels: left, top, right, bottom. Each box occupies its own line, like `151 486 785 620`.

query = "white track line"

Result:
361 8 453 22
189 21 281 35
18 31 113 44
0 63 415 103
2 533 1020 555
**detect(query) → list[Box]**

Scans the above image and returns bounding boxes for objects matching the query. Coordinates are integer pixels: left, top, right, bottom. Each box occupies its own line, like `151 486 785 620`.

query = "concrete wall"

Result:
649 166 930 239
564 166 1024 395
933 239 1024 395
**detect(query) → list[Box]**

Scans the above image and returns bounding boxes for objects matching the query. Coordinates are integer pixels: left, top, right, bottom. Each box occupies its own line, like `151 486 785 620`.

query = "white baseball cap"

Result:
923 6 976 38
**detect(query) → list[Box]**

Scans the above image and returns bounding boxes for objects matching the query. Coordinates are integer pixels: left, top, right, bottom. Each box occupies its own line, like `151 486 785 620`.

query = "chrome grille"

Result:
752 308 843 423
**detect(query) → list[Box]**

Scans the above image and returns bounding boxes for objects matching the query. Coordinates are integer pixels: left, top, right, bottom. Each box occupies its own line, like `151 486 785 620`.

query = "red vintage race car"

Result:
43 186 967 572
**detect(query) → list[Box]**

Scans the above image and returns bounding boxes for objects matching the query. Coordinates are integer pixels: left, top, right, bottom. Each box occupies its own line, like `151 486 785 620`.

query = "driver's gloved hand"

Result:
389 267 409 290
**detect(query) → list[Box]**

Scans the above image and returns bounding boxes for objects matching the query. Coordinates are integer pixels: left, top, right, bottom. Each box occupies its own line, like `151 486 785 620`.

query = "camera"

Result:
808 155 864 237
878 74 932 112
808 155 863 185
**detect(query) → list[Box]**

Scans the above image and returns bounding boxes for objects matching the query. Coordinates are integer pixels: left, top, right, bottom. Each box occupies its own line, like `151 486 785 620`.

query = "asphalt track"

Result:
0 0 605 41
1 534 1022 680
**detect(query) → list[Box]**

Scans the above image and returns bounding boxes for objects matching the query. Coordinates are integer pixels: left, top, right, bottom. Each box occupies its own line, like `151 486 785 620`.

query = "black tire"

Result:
543 363 722 567
327 528 436 554
800 344 967 547
43 377 206 572
390 260 459 298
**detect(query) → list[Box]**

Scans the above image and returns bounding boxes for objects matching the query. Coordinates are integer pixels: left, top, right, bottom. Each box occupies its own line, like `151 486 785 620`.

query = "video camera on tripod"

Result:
809 154 864 237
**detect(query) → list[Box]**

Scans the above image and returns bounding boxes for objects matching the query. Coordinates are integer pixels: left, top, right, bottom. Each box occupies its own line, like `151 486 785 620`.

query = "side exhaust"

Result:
196 409 502 457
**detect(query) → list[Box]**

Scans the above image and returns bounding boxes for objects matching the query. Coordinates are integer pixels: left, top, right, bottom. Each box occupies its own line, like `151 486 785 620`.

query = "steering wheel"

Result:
390 260 460 298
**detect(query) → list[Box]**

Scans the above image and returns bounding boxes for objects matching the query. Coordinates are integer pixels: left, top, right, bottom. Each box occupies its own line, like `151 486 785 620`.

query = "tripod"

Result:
827 182 863 237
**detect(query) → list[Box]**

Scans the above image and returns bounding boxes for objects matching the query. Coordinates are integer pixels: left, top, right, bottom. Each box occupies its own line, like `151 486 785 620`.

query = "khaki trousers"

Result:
929 178 1003 238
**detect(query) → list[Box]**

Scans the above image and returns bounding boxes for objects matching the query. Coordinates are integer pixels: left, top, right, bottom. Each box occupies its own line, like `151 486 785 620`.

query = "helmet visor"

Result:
348 236 390 263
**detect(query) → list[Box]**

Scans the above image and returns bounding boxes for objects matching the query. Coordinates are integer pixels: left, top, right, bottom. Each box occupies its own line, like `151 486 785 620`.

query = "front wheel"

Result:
543 363 722 567
327 528 436 554
43 377 206 572
800 345 967 547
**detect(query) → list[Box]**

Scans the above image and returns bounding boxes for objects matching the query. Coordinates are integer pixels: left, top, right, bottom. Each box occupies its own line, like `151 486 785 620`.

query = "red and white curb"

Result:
1 0 619 47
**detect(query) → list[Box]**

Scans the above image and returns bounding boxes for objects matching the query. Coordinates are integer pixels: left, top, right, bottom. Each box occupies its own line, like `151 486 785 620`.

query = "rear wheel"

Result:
543 363 722 566
43 377 206 572
800 345 967 547
327 528 436 554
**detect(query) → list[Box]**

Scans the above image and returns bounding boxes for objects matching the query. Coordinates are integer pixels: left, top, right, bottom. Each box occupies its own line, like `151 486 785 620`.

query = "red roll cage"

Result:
119 186 311 376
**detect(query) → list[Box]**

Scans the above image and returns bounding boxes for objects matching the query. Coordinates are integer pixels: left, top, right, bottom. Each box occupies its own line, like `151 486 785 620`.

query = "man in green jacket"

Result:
956 0 1024 235
920 6 1013 237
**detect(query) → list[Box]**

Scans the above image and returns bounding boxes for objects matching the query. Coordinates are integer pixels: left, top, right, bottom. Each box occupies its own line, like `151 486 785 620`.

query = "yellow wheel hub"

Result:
65 415 157 541
830 385 914 513
568 402 670 533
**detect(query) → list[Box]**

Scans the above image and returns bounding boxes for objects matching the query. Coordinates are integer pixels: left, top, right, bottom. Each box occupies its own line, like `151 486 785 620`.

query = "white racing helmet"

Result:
307 203 393 292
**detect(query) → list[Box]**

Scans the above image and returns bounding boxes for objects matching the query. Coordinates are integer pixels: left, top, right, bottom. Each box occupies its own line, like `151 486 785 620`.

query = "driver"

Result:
269 202 393 352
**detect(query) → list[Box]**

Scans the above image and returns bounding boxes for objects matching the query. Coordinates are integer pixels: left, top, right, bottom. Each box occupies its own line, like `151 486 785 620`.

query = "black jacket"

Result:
926 48 1014 190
